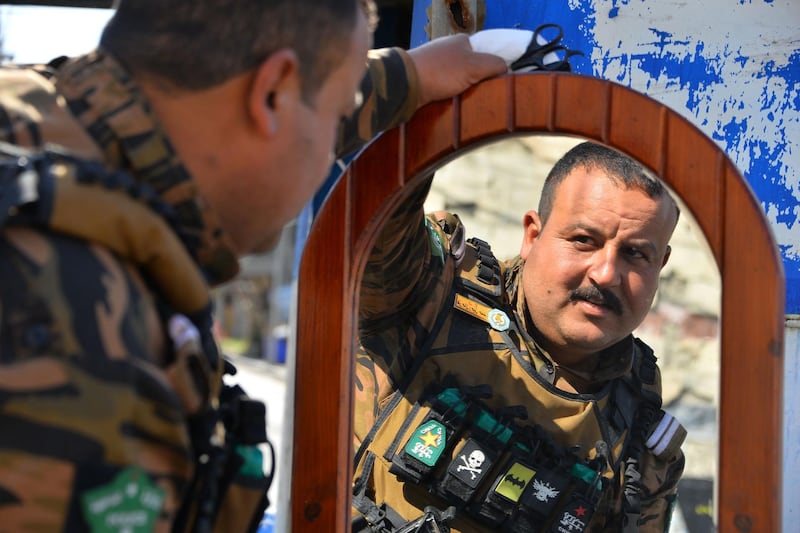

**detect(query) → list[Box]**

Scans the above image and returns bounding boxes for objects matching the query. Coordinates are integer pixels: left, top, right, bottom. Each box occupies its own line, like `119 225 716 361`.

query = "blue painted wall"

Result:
412 0 800 313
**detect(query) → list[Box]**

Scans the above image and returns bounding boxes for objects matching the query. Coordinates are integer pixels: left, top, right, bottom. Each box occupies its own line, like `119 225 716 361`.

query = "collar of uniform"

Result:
546 335 635 385
52 48 240 287
504 255 634 386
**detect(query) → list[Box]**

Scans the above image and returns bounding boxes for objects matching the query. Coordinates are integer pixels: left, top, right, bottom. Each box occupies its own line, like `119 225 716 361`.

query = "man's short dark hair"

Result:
538 141 680 226
101 0 378 104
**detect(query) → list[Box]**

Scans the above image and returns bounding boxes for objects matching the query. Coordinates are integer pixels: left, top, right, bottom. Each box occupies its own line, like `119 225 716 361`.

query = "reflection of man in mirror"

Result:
353 142 686 532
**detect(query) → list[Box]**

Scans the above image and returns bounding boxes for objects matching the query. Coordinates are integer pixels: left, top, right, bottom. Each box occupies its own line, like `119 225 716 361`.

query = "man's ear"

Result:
519 210 542 260
248 48 300 137
661 244 672 269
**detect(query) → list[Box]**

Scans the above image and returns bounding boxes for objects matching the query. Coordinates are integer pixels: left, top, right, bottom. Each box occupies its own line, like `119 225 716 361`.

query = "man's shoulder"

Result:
0 60 104 159
0 226 164 361
632 336 661 387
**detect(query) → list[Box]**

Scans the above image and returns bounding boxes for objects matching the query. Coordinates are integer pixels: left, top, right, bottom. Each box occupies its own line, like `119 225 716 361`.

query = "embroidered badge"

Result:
487 308 510 331
531 478 560 503
425 218 445 266
553 496 593 533
448 438 493 488
81 467 165 533
521 468 570 516
494 462 535 503
454 294 489 321
454 295 511 333
404 419 446 467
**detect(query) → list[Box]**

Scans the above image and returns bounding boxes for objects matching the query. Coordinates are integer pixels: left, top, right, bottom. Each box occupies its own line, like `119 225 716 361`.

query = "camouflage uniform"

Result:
353 177 685 532
0 46 418 532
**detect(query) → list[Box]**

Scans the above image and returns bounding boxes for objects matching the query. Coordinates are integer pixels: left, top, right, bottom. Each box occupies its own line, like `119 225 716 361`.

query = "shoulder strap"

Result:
455 237 504 302
620 339 674 532
0 143 210 316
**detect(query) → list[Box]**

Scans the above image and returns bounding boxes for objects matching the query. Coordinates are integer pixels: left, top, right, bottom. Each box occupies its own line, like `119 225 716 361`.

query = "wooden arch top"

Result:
291 73 785 532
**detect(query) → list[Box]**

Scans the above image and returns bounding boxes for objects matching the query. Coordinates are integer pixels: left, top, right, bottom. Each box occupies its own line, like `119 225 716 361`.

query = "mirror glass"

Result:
357 135 720 532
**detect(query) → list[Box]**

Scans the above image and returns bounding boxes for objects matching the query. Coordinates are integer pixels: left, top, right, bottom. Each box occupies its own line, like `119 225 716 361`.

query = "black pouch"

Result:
433 391 521 507
437 437 497 505
517 464 571 527
471 442 537 528
548 493 595 533
546 461 605 532
391 413 452 483
389 387 471 483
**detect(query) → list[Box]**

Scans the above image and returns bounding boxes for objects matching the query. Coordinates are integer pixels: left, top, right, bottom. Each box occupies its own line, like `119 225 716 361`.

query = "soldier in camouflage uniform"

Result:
353 142 686 532
0 0 507 531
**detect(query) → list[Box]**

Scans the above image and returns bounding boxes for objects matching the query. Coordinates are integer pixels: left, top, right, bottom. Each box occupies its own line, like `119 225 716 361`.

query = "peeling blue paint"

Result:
760 50 800 106
410 0 800 312
635 40 724 90
746 139 793 221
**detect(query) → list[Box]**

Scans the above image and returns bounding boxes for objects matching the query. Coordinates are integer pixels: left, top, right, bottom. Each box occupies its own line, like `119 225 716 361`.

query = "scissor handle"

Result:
510 23 584 73
531 23 565 51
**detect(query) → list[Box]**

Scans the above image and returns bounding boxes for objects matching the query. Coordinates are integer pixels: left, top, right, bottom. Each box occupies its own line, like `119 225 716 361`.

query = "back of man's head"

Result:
538 141 680 227
101 0 376 103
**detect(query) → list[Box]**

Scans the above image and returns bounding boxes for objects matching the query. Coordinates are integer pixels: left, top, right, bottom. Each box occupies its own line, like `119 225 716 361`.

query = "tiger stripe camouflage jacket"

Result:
0 46 418 532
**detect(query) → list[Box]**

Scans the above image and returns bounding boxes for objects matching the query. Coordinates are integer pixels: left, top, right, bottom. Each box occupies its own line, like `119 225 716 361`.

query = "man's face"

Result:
247 8 371 253
519 166 676 365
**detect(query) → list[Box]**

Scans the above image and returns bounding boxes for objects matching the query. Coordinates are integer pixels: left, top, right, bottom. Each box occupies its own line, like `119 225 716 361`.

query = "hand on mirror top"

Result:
407 33 508 109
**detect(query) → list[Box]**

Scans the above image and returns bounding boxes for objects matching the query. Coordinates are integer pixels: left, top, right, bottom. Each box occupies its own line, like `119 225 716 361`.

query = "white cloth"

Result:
469 28 561 71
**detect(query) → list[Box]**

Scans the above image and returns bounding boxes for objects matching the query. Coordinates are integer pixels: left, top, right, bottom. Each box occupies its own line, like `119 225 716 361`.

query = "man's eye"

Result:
572 235 594 245
625 247 648 260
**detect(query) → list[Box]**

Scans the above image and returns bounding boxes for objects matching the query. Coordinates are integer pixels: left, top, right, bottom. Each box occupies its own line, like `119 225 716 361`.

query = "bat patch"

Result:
494 462 535 502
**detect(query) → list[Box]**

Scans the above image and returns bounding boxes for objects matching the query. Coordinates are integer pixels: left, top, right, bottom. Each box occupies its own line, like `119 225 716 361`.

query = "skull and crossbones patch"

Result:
447 439 493 488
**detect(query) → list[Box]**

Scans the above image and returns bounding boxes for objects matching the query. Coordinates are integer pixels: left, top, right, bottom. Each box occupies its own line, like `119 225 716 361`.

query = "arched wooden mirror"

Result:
290 73 785 532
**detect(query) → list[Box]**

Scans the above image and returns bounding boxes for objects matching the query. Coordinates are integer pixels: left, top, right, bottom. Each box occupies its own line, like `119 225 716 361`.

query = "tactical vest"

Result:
0 140 271 531
353 238 677 533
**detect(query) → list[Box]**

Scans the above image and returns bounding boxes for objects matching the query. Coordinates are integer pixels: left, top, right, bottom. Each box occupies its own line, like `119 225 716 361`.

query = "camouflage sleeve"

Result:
358 175 440 329
637 365 686 532
354 175 460 442
335 47 420 158
0 228 192 531
637 447 686 532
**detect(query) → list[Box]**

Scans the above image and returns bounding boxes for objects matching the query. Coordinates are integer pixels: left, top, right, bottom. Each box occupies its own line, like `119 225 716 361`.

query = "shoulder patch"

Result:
81 467 165 533
453 293 510 331
425 217 445 266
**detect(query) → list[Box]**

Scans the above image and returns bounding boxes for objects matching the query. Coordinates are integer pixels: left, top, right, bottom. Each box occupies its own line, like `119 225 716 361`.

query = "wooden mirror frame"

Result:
291 73 785 532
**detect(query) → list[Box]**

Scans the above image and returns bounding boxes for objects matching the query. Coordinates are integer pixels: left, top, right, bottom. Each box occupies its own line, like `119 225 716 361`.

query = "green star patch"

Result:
404 419 446 466
81 467 165 532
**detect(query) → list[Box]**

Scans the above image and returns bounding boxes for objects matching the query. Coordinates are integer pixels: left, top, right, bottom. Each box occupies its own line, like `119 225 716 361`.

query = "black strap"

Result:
0 143 50 227
620 342 664 532
353 453 422 533
458 238 503 300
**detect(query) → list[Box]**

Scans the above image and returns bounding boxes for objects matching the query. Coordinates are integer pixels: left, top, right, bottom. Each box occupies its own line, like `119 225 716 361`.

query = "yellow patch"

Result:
454 293 491 323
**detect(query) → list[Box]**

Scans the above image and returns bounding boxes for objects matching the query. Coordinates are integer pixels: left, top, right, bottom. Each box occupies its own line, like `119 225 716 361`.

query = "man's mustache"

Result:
569 285 623 315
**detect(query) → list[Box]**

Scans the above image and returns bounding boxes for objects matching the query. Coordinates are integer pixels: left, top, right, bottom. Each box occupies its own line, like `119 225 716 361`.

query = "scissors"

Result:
509 23 585 72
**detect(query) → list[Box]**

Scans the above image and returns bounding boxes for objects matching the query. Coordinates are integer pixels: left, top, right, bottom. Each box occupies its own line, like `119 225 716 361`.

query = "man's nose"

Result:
587 248 622 287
